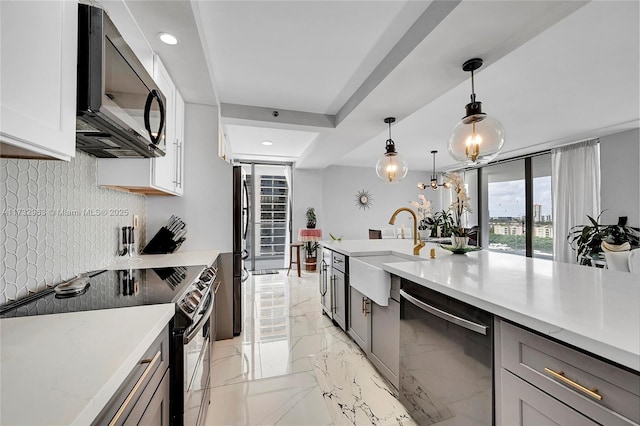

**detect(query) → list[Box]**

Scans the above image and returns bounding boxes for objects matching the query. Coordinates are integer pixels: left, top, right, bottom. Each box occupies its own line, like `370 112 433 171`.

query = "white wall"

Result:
292 168 324 236
147 104 233 252
318 165 443 240
599 128 640 227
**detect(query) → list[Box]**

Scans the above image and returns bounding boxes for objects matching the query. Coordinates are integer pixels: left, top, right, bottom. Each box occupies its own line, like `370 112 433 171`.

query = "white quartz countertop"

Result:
105 249 219 270
321 240 640 371
0 304 175 425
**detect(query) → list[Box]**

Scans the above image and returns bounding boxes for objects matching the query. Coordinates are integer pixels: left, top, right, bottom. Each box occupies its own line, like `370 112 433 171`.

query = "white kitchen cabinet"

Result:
0 0 77 160
150 56 177 193
97 56 185 196
173 91 185 195
348 286 370 353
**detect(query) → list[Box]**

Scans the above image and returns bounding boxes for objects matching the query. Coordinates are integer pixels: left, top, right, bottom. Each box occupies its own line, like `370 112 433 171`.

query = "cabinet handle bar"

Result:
109 350 161 426
400 289 487 335
544 367 602 401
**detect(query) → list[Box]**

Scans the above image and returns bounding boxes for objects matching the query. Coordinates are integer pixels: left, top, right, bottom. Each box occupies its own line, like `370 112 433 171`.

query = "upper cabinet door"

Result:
173 91 185 195
152 56 176 193
0 1 77 161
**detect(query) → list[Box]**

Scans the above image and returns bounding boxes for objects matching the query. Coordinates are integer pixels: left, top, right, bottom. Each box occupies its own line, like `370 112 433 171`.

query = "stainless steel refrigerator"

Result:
232 165 249 336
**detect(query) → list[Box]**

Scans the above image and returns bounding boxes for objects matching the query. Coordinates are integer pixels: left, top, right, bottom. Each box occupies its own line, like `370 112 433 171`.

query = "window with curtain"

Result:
473 153 554 258
485 160 526 255
551 139 600 264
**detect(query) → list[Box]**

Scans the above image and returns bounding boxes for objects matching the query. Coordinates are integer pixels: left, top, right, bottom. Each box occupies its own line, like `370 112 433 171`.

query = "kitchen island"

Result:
322 239 640 425
321 239 640 371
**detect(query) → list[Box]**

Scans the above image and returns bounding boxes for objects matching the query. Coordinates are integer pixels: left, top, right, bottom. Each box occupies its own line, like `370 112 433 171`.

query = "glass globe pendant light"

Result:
375 117 408 183
448 58 505 165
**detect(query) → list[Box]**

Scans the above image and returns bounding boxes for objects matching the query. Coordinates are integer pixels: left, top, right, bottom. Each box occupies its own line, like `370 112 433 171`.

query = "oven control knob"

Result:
191 289 204 299
194 280 208 291
181 300 196 314
199 267 216 283
187 293 201 305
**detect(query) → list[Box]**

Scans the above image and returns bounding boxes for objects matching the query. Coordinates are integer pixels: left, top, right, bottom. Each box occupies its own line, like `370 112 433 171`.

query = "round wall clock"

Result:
355 189 373 210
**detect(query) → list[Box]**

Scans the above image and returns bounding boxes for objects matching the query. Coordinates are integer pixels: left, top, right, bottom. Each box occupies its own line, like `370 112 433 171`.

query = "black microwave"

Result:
76 4 166 158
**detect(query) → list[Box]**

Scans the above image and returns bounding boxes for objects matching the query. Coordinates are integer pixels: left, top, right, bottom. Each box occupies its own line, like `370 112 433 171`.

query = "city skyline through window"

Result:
484 154 553 258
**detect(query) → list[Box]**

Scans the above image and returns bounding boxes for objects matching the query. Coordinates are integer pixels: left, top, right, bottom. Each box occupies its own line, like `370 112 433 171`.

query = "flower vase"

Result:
451 236 469 249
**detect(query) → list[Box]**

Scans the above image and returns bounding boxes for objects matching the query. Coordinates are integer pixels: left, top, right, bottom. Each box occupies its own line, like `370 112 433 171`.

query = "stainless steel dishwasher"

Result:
399 279 493 425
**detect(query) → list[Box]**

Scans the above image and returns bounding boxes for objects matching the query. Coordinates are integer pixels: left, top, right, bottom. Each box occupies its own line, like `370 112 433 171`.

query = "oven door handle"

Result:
183 294 214 344
400 289 487 335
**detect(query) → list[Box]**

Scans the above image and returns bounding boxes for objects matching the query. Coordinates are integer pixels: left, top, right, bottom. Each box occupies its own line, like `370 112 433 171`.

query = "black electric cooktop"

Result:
0 265 206 319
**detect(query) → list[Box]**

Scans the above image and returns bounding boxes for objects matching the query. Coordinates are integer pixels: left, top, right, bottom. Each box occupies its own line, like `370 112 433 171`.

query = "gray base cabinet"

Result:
370 299 399 389
332 268 347 331
501 369 598 426
498 320 640 426
331 251 348 331
349 286 370 352
127 370 170 426
93 326 170 426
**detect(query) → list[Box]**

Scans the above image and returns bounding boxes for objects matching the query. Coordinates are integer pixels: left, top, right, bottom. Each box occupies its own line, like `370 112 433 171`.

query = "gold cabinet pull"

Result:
544 367 603 401
362 297 369 316
109 350 161 425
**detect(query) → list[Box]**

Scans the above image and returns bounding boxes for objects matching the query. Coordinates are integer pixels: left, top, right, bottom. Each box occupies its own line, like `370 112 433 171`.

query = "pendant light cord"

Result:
432 152 436 180
470 69 476 103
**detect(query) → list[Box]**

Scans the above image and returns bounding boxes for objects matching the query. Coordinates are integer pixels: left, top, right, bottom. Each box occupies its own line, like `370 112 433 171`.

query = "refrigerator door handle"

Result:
242 180 249 240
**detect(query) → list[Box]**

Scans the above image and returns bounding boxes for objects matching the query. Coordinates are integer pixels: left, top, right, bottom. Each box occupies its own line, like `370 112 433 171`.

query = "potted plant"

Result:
568 212 640 264
425 210 455 238
306 207 316 229
303 241 319 271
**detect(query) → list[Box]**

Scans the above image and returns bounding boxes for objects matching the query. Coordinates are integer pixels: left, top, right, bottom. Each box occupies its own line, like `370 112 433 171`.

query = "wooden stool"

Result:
288 243 303 277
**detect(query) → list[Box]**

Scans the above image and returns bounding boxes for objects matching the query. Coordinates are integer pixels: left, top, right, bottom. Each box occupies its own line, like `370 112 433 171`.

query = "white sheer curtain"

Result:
552 139 600 263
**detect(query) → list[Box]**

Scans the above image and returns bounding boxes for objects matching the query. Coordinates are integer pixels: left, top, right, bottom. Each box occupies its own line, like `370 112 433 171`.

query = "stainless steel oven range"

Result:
0 263 219 426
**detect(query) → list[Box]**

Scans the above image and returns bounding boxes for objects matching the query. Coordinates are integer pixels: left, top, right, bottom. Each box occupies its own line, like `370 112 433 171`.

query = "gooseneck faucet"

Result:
388 207 425 256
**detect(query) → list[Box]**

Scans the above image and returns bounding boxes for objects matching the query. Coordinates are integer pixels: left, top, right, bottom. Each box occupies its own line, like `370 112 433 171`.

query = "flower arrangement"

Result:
410 194 432 230
446 172 472 237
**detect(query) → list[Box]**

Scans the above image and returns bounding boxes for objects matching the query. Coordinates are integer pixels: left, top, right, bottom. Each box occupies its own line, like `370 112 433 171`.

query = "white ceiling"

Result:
123 0 639 172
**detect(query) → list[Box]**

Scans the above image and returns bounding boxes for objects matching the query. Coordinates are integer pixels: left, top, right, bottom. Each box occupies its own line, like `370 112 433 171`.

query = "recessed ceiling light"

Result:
158 33 178 45
261 141 273 146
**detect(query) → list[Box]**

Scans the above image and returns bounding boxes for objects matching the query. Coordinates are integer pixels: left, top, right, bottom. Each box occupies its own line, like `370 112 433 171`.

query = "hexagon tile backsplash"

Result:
0 151 146 304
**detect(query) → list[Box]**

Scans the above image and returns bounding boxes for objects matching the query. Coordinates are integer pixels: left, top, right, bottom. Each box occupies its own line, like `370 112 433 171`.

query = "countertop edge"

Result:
72 304 175 426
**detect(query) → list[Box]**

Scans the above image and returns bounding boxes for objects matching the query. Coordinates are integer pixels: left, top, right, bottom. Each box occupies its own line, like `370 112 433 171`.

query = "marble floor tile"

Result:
312 349 416 426
205 371 332 426
210 342 261 387
208 270 414 425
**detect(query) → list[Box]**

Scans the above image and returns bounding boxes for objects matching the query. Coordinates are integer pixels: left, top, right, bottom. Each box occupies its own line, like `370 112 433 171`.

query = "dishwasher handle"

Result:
400 289 487 335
